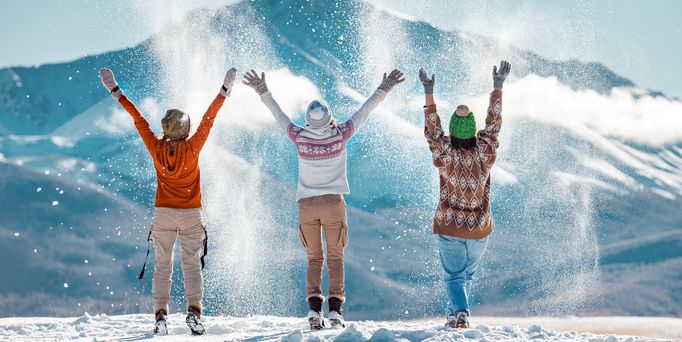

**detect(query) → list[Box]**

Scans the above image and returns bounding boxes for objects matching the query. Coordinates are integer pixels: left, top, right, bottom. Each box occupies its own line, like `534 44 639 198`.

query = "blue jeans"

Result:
437 234 489 316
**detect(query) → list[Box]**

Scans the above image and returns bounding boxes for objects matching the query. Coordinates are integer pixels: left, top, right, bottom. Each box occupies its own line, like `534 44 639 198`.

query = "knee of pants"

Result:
443 271 467 284
153 270 173 282
326 252 344 265
181 261 202 276
180 250 202 271
308 251 324 265
154 259 173 278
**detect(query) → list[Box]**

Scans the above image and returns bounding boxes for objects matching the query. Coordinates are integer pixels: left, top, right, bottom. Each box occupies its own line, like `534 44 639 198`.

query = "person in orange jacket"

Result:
98 67 237 335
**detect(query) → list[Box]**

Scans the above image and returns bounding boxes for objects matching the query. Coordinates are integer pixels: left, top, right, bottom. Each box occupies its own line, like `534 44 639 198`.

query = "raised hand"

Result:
419 68 435 94
493 60 511 89
242 70 269 95
99 68 123 99
220 67 237 97
377 69 405 92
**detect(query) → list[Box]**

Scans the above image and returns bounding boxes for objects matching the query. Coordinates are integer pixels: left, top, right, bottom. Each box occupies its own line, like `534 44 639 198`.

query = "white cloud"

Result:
462 75 682 146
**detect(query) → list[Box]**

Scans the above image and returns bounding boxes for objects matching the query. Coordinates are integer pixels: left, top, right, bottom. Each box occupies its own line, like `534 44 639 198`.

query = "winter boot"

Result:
328 297 345 328
307 297 325 330
153 309 168 335
185 306 206 335
446 311 469 329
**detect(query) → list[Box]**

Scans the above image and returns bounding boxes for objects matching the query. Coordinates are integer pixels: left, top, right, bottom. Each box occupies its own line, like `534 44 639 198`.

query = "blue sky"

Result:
1 0 681 97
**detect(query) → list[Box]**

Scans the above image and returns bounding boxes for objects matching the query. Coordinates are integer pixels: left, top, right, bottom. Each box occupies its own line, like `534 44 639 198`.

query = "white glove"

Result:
242 70 269 95
220 67 237 97
99 68 123 99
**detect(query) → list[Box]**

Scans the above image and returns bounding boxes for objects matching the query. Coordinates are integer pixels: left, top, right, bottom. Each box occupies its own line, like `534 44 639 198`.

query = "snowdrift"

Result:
1 314 680 341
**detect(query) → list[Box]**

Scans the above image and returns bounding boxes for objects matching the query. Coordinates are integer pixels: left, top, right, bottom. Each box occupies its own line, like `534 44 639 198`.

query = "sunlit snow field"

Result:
1 314 681 341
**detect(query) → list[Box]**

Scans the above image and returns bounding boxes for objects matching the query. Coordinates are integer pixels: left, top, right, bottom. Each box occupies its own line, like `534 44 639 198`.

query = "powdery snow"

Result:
0 314 679 341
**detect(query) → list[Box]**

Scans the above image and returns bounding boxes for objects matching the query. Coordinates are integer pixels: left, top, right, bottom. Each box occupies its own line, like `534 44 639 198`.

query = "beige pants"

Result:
298 194 349 302
151 207 206 316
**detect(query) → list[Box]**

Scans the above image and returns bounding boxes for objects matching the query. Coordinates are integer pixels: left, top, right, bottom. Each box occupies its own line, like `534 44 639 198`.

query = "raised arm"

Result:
477 60 510 166
341 69 404 140
242 70 293 134
419 68 447 168
189 67 236 153
99 68 158 152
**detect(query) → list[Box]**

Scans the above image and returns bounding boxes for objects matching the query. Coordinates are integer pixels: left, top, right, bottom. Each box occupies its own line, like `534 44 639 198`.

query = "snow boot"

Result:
328 297 345 328
307 297 325 330
153 309 168 335
185 306 206 335
446 312 469 329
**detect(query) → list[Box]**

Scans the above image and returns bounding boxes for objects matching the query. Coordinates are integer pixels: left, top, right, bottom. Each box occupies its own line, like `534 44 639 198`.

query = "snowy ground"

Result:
0 314 680 341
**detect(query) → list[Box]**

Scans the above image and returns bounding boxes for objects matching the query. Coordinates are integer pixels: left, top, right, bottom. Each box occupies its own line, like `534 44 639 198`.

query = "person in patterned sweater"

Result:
419 61 511 329
242 69 404 329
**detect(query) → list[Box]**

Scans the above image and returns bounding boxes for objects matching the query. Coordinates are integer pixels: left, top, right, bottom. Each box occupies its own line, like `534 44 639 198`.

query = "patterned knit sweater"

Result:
261 89 387 201
424 89 502 239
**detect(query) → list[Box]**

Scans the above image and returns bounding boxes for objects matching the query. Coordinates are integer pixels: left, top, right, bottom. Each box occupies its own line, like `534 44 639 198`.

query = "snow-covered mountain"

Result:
1 0 681 320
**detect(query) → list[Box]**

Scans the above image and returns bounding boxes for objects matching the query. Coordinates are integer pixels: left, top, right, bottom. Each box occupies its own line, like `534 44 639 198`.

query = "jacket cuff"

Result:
373 88 388 99
259 91 273 102
423 104 437 114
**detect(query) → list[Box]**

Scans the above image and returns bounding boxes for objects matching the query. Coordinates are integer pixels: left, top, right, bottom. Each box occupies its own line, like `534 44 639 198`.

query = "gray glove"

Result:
493 60 511 89
99 68 123 99
242 70 269 95
418 68 435 94
377 69 405 92
220 67 237 97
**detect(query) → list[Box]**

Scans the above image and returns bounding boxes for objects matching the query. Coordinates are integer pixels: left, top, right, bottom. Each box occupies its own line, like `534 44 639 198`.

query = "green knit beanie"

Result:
449 112 476 139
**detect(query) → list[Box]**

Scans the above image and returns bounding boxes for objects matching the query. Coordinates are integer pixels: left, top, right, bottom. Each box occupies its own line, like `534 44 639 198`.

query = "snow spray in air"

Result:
131 0 601 317
135 1 302 316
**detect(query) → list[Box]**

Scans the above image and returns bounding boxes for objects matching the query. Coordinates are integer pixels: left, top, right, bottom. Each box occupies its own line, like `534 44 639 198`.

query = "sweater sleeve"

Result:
260 91 294 134
189 94 226 154
340 88 387 140
117 95 159 152
476 89 503 167
424 104 447 168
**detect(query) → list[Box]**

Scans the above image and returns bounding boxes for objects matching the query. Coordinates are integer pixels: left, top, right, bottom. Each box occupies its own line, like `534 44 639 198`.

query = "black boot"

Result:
308 297 323 312
328 297 345 328
185 306 206 335
328 297 343 315
307 297 325 330
153 309 168 335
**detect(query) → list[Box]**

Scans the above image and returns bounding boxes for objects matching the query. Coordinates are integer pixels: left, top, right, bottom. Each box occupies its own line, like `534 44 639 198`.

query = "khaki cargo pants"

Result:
151 207 206 316
298 194 349 302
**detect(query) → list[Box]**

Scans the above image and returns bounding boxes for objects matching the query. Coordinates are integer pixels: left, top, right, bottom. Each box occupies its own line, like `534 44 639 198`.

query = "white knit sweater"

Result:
261 89 387 201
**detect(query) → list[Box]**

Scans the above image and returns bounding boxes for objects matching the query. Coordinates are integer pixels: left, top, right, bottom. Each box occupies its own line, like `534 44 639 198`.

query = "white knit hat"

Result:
305 100 333 128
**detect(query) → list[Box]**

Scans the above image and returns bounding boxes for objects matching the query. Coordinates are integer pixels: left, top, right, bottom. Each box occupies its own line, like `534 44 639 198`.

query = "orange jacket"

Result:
118 94 226 208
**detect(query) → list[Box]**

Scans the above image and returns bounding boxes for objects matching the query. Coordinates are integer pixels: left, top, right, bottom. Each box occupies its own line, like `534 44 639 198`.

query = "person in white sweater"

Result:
243 69 404 329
